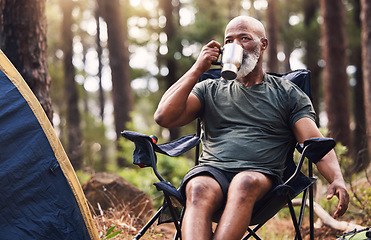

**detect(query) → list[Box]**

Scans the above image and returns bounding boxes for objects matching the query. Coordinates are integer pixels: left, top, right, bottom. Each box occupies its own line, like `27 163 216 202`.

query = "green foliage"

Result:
185 0 228 43
349 178 371 225
81 112 115 171
101 225 122 239
75 170 92 185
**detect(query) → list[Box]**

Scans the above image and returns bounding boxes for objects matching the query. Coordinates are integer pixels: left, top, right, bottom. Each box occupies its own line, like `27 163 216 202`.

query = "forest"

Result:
1 0 370 239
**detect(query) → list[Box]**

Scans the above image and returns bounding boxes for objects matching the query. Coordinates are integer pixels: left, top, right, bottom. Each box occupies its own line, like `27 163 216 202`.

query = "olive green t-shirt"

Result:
191 73 316 178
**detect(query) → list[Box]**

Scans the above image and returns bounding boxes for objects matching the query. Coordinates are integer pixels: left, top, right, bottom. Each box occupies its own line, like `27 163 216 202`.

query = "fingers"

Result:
206 40 222 49
334 188 349 218
202 40 222 63
195 40 222 73
326 187 335 200
327 184 349 218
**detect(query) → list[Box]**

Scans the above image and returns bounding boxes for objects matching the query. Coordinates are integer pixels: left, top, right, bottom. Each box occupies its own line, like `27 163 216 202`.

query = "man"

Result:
154 16 349 240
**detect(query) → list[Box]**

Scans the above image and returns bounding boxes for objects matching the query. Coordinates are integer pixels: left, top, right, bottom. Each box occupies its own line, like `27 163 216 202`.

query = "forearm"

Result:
154 40 221 127
293 118 346 185
316 150 346 186
316 149 349 217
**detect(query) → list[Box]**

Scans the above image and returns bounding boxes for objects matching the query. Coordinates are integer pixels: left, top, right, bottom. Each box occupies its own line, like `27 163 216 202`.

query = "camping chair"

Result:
122 69 336 240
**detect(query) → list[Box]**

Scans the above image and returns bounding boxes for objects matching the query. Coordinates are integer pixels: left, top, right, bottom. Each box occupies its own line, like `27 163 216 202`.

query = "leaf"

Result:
104 230 122 239
105 226 116 236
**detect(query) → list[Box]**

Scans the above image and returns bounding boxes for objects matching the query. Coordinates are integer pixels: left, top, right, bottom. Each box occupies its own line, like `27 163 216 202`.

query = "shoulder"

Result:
264 73 307 97
194 78 229 92
195 78 225 86
264 73 296 89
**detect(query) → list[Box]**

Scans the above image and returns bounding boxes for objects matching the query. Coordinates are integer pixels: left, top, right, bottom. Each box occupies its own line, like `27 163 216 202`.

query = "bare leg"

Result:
213 171 273 240
182 175 224 240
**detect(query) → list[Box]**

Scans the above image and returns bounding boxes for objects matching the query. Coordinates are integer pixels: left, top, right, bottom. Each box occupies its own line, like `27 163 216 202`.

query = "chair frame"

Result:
123 69 336 240
122 129 335 240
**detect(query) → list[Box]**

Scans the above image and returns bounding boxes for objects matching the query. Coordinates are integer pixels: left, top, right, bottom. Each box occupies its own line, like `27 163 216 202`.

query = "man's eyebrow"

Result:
225 33 252 39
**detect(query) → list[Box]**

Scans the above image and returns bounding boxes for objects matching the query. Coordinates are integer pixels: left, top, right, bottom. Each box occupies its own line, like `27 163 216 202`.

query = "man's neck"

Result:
236 69 265 87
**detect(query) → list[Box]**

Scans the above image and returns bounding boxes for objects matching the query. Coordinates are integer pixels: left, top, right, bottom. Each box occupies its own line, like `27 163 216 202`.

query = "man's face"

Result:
224 16 268 79
224 21 263 78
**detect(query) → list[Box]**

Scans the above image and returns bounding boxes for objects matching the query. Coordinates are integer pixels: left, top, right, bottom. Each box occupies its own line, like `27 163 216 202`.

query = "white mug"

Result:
221 43 244 80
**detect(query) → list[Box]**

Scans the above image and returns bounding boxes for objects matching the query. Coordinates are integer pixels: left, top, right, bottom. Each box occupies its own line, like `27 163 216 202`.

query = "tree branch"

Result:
290 199 365 232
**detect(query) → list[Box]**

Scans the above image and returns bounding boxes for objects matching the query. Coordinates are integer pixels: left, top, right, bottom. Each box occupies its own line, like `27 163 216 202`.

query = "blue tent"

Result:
0 50 99 239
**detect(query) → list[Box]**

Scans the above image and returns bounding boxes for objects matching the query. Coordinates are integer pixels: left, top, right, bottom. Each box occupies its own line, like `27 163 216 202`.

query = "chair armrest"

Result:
285 137 336 185
302 137 336 163
121 130 200 182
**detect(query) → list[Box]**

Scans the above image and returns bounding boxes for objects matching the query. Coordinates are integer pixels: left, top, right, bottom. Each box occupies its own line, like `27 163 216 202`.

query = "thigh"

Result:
179 165 232 200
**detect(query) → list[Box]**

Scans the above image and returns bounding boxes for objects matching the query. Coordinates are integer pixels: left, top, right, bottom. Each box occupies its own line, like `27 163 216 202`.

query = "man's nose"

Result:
232 39 243 47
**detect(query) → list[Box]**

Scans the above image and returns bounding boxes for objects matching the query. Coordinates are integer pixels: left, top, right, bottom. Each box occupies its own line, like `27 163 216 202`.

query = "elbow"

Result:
154 112 164 126
154 110 172 128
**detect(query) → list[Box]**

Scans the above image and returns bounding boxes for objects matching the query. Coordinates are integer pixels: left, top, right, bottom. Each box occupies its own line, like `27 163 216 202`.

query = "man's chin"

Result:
236 68 253 78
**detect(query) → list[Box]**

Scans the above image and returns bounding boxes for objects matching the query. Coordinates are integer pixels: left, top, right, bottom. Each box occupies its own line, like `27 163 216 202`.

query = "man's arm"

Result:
154 40 222 128
293 117 349 218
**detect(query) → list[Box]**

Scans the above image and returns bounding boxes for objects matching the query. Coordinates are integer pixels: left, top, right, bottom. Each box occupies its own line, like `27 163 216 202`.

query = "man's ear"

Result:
261 38 268 50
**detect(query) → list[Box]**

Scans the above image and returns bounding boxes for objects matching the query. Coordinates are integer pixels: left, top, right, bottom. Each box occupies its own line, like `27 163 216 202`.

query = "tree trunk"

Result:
95 2 108 171
98 0 133 167
95 0 108 172
361 0 371 166
159 0 181 140
303 0 321 126
266 0 279 73
351 0 369 172
96 5 105 122
0 0 53 121
320 0 352 154
60 0 83 170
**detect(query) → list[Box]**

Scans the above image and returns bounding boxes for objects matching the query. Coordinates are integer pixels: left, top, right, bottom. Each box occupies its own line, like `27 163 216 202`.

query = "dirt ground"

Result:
127 216 345 240
95 205 355 240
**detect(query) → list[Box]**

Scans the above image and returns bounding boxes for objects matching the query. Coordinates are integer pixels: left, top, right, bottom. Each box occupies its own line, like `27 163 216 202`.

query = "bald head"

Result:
223 16 268 81
225 16 266 39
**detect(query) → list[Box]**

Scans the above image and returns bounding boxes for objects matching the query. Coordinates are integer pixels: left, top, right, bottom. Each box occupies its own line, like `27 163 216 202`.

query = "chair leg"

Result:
309 184 315 240
309 161 314 240
172 206 185 240
173 207 185 240
173 230 181 240
287 198 302 240
164 194 182 240
295 189 308 240
134 206 164 240
242 225 263 240
297 189 308 228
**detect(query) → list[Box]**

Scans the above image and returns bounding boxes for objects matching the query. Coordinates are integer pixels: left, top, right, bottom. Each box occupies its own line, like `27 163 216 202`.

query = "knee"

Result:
229 172 272 202
233 174 261 192
185 178 222 207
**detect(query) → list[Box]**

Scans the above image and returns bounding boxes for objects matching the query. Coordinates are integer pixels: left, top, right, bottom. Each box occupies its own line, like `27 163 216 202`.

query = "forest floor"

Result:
93 209 353 240
92 175 370 239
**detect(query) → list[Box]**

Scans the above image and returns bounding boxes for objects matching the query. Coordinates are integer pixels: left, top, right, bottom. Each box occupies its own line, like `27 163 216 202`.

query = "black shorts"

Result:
179 164 282 201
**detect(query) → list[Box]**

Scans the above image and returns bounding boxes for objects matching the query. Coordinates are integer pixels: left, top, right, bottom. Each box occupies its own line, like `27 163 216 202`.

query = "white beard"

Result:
236 48 260 78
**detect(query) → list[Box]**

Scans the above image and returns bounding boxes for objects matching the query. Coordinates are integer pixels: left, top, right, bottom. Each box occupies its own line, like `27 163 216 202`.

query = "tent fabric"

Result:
0 50 99 239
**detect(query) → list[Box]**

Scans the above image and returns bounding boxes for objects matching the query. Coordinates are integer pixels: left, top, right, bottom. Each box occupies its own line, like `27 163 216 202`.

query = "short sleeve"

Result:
288 84 316 128
191 81 207 116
